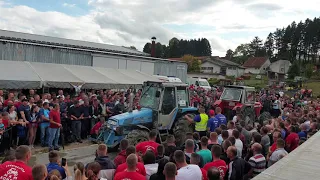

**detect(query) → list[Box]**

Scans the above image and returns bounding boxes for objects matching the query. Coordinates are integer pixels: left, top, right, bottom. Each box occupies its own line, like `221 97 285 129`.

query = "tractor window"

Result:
162 87 176 115
245 91 255 103
140 86 160 110
221 88 242 101
177 87 188 107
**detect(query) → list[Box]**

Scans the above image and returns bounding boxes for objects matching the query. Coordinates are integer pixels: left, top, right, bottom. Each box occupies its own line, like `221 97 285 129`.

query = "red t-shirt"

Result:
115 162 146 176
90 121 102 134
0 161 33 180
49 110 61 128
270 142 277 153
203 159 227 179
135 141 159 156
114 171 145 180
2 118 9 128
286 132 299 152
201 168 208 180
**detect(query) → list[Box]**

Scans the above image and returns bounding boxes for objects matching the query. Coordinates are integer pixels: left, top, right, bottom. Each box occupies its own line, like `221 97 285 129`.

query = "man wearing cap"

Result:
207 110 220 132
185 106 209 137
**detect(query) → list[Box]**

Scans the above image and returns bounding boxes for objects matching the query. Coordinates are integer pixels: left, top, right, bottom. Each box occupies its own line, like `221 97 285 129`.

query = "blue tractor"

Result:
103 81 198 148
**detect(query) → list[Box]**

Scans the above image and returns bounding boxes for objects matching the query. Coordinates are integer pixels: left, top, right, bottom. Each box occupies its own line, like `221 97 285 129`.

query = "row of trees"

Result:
143 38 212 58
227 17 320 66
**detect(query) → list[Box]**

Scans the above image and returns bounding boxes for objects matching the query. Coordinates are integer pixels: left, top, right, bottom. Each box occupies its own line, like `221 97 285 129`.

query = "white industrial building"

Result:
0 30 188 88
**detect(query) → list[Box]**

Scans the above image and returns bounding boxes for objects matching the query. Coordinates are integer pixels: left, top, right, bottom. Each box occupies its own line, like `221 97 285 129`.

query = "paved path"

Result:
29 143 117 174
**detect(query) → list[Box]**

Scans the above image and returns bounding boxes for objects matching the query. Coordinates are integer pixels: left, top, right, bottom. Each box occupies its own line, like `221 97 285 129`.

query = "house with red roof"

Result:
243 57 271 74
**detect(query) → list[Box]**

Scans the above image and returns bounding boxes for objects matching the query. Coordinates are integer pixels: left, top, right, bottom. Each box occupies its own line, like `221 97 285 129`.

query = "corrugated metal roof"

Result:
0 29 149 56
253 131 320 180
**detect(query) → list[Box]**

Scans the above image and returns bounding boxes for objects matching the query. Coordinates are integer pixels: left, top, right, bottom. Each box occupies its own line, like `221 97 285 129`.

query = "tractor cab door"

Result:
158 86 177 130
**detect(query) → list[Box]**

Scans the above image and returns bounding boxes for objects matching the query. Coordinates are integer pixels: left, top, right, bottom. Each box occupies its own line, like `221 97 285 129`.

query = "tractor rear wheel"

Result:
242 107 255 127
126 129 149 146
173 113 195 147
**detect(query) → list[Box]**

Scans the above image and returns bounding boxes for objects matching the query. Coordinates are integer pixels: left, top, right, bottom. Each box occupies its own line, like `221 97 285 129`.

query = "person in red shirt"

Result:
114 146 146 176
114 139 129 167
136 130 159 156
48 104 62 151
114 154 146 180
0 145 33 180
90 118 104 139
3 93 14 107
285 125 299 152
203 145 227 180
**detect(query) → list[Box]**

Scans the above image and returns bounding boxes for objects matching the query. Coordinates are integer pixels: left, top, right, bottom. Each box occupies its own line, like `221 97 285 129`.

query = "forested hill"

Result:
226 17 320 66
142 38 212 58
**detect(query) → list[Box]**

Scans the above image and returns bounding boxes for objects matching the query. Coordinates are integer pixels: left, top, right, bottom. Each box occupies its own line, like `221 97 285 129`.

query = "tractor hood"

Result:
108 108 153 126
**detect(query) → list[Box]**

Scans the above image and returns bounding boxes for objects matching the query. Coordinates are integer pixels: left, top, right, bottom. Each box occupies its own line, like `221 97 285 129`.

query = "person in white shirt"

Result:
174 150 202 180
232 129 243 158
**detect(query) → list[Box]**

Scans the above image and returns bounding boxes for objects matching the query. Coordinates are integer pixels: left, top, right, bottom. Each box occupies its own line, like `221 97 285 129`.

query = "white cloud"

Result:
62 3 76 8
0 0 319 57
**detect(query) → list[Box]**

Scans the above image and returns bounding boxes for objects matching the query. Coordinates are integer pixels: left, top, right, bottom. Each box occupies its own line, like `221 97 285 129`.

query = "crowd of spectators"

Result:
0 87 320 180
0 88 141 152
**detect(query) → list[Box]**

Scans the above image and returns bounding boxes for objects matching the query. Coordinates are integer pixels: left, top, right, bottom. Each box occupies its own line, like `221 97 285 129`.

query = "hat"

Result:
22 98 28 102
209 110 215 116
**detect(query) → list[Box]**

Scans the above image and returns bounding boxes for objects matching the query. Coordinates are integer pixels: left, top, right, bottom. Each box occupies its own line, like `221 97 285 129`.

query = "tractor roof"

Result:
224 85 255 90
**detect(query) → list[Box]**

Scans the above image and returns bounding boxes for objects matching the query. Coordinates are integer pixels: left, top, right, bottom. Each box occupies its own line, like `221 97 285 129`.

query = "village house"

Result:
243 57 271 74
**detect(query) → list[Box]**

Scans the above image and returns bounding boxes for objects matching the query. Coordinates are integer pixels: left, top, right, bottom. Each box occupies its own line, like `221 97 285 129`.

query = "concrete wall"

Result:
245 68 261 74
200 61 221 74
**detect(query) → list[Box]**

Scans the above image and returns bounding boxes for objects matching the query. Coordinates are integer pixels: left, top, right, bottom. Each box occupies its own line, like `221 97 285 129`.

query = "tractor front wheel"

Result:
126 129 149 146
173 113 195 147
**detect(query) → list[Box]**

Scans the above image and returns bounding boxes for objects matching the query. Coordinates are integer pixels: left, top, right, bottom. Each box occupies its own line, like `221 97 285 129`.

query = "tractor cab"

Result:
140 81 194 130
214 85 257 125
103 81 198 149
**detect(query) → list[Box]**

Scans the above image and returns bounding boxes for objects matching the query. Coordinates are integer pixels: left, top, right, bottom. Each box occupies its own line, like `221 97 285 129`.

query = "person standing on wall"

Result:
185 106 209 138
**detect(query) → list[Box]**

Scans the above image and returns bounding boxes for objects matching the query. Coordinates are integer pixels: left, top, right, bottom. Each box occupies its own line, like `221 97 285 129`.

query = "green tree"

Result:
249 36 266 57
225 49 234 60
287 61 300 79
181 55 201 72
305 64 314 79
264 33 274 60
232 44 252 64
143 43 151 54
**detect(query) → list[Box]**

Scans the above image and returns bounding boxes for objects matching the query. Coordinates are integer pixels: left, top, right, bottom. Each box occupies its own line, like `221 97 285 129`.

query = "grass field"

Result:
305 81 320 97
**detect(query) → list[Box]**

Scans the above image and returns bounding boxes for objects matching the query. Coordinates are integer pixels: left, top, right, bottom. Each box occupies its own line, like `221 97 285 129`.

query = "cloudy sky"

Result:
0 0 319 56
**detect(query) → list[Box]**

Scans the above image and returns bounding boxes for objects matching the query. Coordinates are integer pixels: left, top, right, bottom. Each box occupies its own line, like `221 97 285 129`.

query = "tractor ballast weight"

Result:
214 85 268 126
102 81 198 149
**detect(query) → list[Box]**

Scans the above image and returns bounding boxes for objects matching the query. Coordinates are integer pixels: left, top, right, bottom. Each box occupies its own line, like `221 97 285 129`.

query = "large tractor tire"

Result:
126 129 149 146
173 113 196 147
258 112 272 126
242 107 255 127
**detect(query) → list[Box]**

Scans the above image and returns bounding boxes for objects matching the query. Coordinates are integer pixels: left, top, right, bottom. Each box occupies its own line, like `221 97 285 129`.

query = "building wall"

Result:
187 73 225 80
0 42 92 66
245 68 261 74
92 54 155 75
200 61 221 74
154 61 187 83
260 59 271 74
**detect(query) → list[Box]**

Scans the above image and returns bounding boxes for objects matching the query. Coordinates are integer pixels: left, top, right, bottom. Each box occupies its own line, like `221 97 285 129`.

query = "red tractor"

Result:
214 85 266 126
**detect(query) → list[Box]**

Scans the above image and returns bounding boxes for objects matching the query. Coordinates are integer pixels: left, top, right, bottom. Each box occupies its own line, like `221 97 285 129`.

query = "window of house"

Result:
201 67 207 70
208 67 213 70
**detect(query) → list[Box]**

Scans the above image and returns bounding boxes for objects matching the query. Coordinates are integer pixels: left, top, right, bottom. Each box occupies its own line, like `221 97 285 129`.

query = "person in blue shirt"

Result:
215 107 227 125
47 151 66 179
207 110 220 132
298 123 308 139
39 102 50 147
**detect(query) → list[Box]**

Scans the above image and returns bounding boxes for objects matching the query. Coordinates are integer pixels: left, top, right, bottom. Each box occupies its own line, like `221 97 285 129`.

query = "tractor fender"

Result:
136 125 150 132
232 103 243 111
